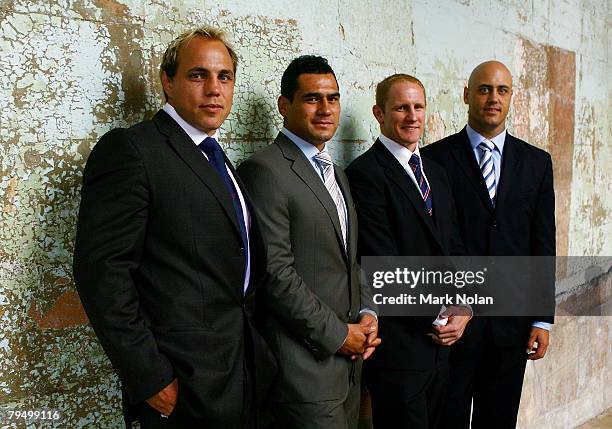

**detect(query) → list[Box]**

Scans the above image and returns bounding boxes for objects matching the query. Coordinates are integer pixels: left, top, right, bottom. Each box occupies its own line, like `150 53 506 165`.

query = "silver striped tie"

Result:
314 151 348 249
479 140 496 204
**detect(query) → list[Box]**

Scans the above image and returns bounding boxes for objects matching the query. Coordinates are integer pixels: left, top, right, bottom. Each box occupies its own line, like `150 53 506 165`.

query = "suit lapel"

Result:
495 133 520 209
153 110 242 239
373 140 443 248
450 128 494 212
276 134 346 254
228 161 266 298
335 168 355 261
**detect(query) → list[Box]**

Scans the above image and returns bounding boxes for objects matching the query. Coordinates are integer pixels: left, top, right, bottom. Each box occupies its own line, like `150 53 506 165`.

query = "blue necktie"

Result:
408 154 433 216
199 137 249 259
478 140 496 205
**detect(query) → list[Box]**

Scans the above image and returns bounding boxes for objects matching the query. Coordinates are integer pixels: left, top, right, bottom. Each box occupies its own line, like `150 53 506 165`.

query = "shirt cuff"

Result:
532 321 551 331
359 308 378 320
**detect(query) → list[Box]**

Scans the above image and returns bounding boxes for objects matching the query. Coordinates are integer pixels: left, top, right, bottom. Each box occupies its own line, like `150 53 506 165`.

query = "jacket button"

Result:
491 221 497 229
347 310 353 319
238 247 245 256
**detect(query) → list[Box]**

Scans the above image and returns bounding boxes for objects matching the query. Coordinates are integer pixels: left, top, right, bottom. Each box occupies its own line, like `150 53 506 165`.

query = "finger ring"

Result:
161 414 169 419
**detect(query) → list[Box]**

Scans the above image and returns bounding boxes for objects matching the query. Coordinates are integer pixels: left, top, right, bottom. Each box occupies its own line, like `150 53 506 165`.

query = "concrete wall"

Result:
0 0 609 427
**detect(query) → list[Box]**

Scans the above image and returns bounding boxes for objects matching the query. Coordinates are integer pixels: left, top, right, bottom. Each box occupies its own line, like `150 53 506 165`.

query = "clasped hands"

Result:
428 305 472 346
338 313 382 360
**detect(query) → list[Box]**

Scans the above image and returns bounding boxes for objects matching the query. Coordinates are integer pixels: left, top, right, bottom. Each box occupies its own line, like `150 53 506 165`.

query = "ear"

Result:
278 96 289 117
372 104 384 126
161 71 174 101
463 86 469 105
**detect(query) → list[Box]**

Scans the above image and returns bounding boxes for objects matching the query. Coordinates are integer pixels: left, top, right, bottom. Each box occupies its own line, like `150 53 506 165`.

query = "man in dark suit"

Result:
238 55 380 429
73 26 274 429
346 74 471 429
422 60 555 428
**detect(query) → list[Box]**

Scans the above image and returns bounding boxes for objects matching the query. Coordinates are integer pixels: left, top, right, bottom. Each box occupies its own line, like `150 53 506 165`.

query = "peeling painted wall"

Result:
0 0 609 427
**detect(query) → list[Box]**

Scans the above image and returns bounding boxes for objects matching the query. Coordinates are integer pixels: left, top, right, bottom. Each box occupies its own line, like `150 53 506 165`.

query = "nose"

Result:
317 98 332 115
405 106 417 121
204 77 221 96
487 89 499 104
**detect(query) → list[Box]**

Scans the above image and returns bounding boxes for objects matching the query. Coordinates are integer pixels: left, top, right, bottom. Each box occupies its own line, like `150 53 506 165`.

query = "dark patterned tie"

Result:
408 154 433 216
199 137 249 258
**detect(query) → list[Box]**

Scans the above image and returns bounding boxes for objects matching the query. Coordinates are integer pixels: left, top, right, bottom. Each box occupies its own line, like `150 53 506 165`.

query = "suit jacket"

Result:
346 139 464 370
73 110 274 427
421 127 556 347
238 132 373 403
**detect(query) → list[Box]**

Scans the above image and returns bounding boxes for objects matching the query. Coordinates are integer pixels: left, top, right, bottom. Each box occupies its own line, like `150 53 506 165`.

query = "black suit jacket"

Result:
346 139 464 370
73 110 274 427
422 127 556 347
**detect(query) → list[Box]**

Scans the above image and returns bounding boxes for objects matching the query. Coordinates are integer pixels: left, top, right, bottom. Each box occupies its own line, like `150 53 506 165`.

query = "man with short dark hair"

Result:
422 60 555 428
74 26 274 428
346 74 470 429
238 55 380 429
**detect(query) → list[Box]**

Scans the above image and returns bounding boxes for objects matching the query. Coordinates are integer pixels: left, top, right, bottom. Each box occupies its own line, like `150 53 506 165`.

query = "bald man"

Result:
422 61 555 428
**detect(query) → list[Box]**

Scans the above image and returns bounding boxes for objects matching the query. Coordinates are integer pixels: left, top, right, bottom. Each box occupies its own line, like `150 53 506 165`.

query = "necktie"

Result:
479 140 496 204
408 154 433 216
314 151 348 249
199 137 249 259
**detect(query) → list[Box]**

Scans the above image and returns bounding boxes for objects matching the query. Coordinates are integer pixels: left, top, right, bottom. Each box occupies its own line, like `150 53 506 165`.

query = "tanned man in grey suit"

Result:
238 55 380 429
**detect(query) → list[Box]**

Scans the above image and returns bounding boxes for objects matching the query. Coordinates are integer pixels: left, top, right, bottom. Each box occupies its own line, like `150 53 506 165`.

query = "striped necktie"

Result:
314 151 348 249
408 154 433 216
479 139 496 204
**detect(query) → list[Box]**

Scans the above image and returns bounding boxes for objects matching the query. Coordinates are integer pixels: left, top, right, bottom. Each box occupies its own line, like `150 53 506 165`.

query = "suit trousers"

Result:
441 323 528 429
364 359 449 429
270 362 360 429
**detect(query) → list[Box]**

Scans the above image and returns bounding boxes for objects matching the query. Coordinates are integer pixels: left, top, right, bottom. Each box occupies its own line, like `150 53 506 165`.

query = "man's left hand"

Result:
526 327 550 360
358 313 381 360
429 306 472 346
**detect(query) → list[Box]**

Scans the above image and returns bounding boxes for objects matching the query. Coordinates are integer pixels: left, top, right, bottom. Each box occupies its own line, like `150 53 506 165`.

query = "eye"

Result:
219 72 234 81
327 95 340 103
479 87 490 94
190 72 205 79
305 96 319 103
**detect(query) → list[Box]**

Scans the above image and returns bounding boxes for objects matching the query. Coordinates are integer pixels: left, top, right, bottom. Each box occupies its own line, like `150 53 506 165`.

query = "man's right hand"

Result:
337 323 374 356
146 378 179 416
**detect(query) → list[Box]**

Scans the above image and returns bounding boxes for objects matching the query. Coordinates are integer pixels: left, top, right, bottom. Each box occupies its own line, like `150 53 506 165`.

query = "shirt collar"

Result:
378 133 422 166
466 124 506 154
162 103 220 145
281 127 328 159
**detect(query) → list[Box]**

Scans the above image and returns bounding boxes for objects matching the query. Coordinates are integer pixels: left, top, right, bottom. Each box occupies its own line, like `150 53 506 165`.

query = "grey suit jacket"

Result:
238 132 372 402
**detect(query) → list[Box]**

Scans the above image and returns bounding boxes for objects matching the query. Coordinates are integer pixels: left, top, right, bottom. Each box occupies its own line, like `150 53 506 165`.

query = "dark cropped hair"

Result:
280 55 338 101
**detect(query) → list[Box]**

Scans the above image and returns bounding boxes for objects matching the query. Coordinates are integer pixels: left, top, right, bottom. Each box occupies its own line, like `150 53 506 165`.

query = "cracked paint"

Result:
0 0 609 427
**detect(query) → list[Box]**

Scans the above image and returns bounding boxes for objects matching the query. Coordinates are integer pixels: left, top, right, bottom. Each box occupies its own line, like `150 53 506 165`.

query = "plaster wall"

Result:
0 0 609 427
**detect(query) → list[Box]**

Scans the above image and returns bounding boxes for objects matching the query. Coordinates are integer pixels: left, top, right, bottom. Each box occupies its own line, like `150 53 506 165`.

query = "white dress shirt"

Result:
378 133 432 198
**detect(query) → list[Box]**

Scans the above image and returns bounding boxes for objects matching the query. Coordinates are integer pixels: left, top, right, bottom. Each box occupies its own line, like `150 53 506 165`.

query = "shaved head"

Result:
464 60 513 138
468 61 513 89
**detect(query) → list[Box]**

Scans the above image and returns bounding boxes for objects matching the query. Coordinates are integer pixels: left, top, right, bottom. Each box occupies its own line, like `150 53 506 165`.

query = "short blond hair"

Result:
160 26 238 99
376 74 426 110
